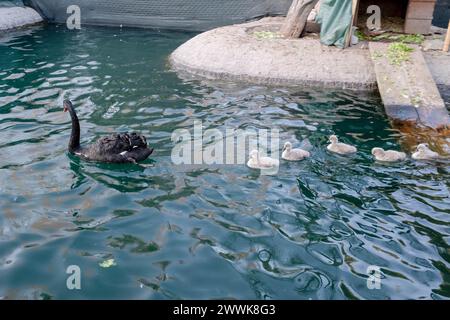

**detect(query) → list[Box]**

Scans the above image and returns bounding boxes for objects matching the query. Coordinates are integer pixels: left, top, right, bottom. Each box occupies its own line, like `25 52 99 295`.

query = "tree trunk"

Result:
280 0 319 38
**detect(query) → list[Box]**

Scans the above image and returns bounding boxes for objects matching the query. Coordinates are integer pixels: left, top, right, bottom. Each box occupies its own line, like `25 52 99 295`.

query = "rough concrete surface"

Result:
0 7 43 31
170 17 377 90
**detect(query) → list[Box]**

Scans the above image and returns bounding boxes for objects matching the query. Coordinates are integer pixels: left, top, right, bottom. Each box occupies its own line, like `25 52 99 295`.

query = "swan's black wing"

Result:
81 132 153 163
122 132 153 162
125 145 154 162
96 133 132 155
127 132 147 148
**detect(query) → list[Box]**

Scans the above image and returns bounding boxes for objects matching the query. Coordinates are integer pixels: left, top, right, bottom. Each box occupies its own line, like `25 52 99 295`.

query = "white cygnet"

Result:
327 135 357 155
282 142 310 161
371 147 406 162
247 150 279 169
412 143 439 160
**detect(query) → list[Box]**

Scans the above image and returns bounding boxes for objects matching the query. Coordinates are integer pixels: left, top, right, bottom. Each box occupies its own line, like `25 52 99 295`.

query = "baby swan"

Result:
247 150 279 169
412 143 439 160
327 135 357 155
371 147 406 162
282 142 310 161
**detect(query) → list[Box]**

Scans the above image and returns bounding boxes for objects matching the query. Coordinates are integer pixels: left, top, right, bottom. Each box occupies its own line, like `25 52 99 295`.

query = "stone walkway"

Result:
369 42 449 129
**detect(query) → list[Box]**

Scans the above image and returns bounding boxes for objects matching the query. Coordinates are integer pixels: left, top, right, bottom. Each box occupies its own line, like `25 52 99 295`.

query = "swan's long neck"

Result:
251 153 259 164
67 107 80 153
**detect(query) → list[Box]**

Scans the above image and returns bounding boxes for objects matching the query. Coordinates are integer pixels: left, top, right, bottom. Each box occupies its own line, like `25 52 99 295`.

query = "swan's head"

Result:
329 135 338 144
283 141 292 151
371 147 385 157
416 143 429 152
63 99 73 113
250 149 259 160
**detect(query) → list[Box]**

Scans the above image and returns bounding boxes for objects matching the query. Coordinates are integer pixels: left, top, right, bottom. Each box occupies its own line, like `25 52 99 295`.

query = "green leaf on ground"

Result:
253 31 280 40
386 42 414 65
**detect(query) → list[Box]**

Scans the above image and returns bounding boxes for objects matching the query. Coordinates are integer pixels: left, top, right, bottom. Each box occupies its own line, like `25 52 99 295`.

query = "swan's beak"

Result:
63 100 71 112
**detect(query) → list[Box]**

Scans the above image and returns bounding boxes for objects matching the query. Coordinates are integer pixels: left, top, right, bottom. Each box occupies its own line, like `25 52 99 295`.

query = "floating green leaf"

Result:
99 258 116 268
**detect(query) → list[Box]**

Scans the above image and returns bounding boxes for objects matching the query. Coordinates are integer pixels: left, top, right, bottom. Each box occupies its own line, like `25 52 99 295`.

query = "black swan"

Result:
63 100 154 163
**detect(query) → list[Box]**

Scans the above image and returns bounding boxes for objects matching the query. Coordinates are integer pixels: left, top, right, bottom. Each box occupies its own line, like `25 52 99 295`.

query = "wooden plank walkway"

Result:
369 42 450 129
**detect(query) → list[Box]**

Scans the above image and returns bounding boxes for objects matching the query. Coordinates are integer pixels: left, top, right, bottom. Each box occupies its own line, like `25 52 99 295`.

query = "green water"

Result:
0 25 449 300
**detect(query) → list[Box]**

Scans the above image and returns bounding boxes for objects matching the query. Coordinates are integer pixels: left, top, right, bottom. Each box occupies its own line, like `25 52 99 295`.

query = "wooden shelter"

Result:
356 0 438 34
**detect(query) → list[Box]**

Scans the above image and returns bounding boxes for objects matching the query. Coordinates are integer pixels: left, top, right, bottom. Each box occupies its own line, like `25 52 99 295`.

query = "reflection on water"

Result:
0 25 449 300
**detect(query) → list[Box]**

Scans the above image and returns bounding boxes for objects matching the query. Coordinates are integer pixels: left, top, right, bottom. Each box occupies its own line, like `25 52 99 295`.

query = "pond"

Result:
0 25 449 300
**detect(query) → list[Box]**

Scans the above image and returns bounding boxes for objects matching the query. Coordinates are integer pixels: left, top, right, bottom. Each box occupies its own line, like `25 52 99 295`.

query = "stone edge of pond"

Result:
0 6 43 31
169 17 378 91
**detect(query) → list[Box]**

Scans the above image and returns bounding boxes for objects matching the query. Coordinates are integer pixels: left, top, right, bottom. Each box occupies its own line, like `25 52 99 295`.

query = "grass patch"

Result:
400 34 425 44
386 42 414 65
356 30 369 41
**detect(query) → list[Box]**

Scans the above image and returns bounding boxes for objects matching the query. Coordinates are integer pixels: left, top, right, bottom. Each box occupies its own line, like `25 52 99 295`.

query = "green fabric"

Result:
316 0 353 48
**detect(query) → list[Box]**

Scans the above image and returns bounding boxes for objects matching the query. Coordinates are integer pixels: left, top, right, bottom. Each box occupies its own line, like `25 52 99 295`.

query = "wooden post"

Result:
280 0 319 38
444 20 450 52
344 0 359 48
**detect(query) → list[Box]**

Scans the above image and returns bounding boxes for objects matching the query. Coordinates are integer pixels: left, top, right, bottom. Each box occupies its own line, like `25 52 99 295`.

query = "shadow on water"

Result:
68 154 155 193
